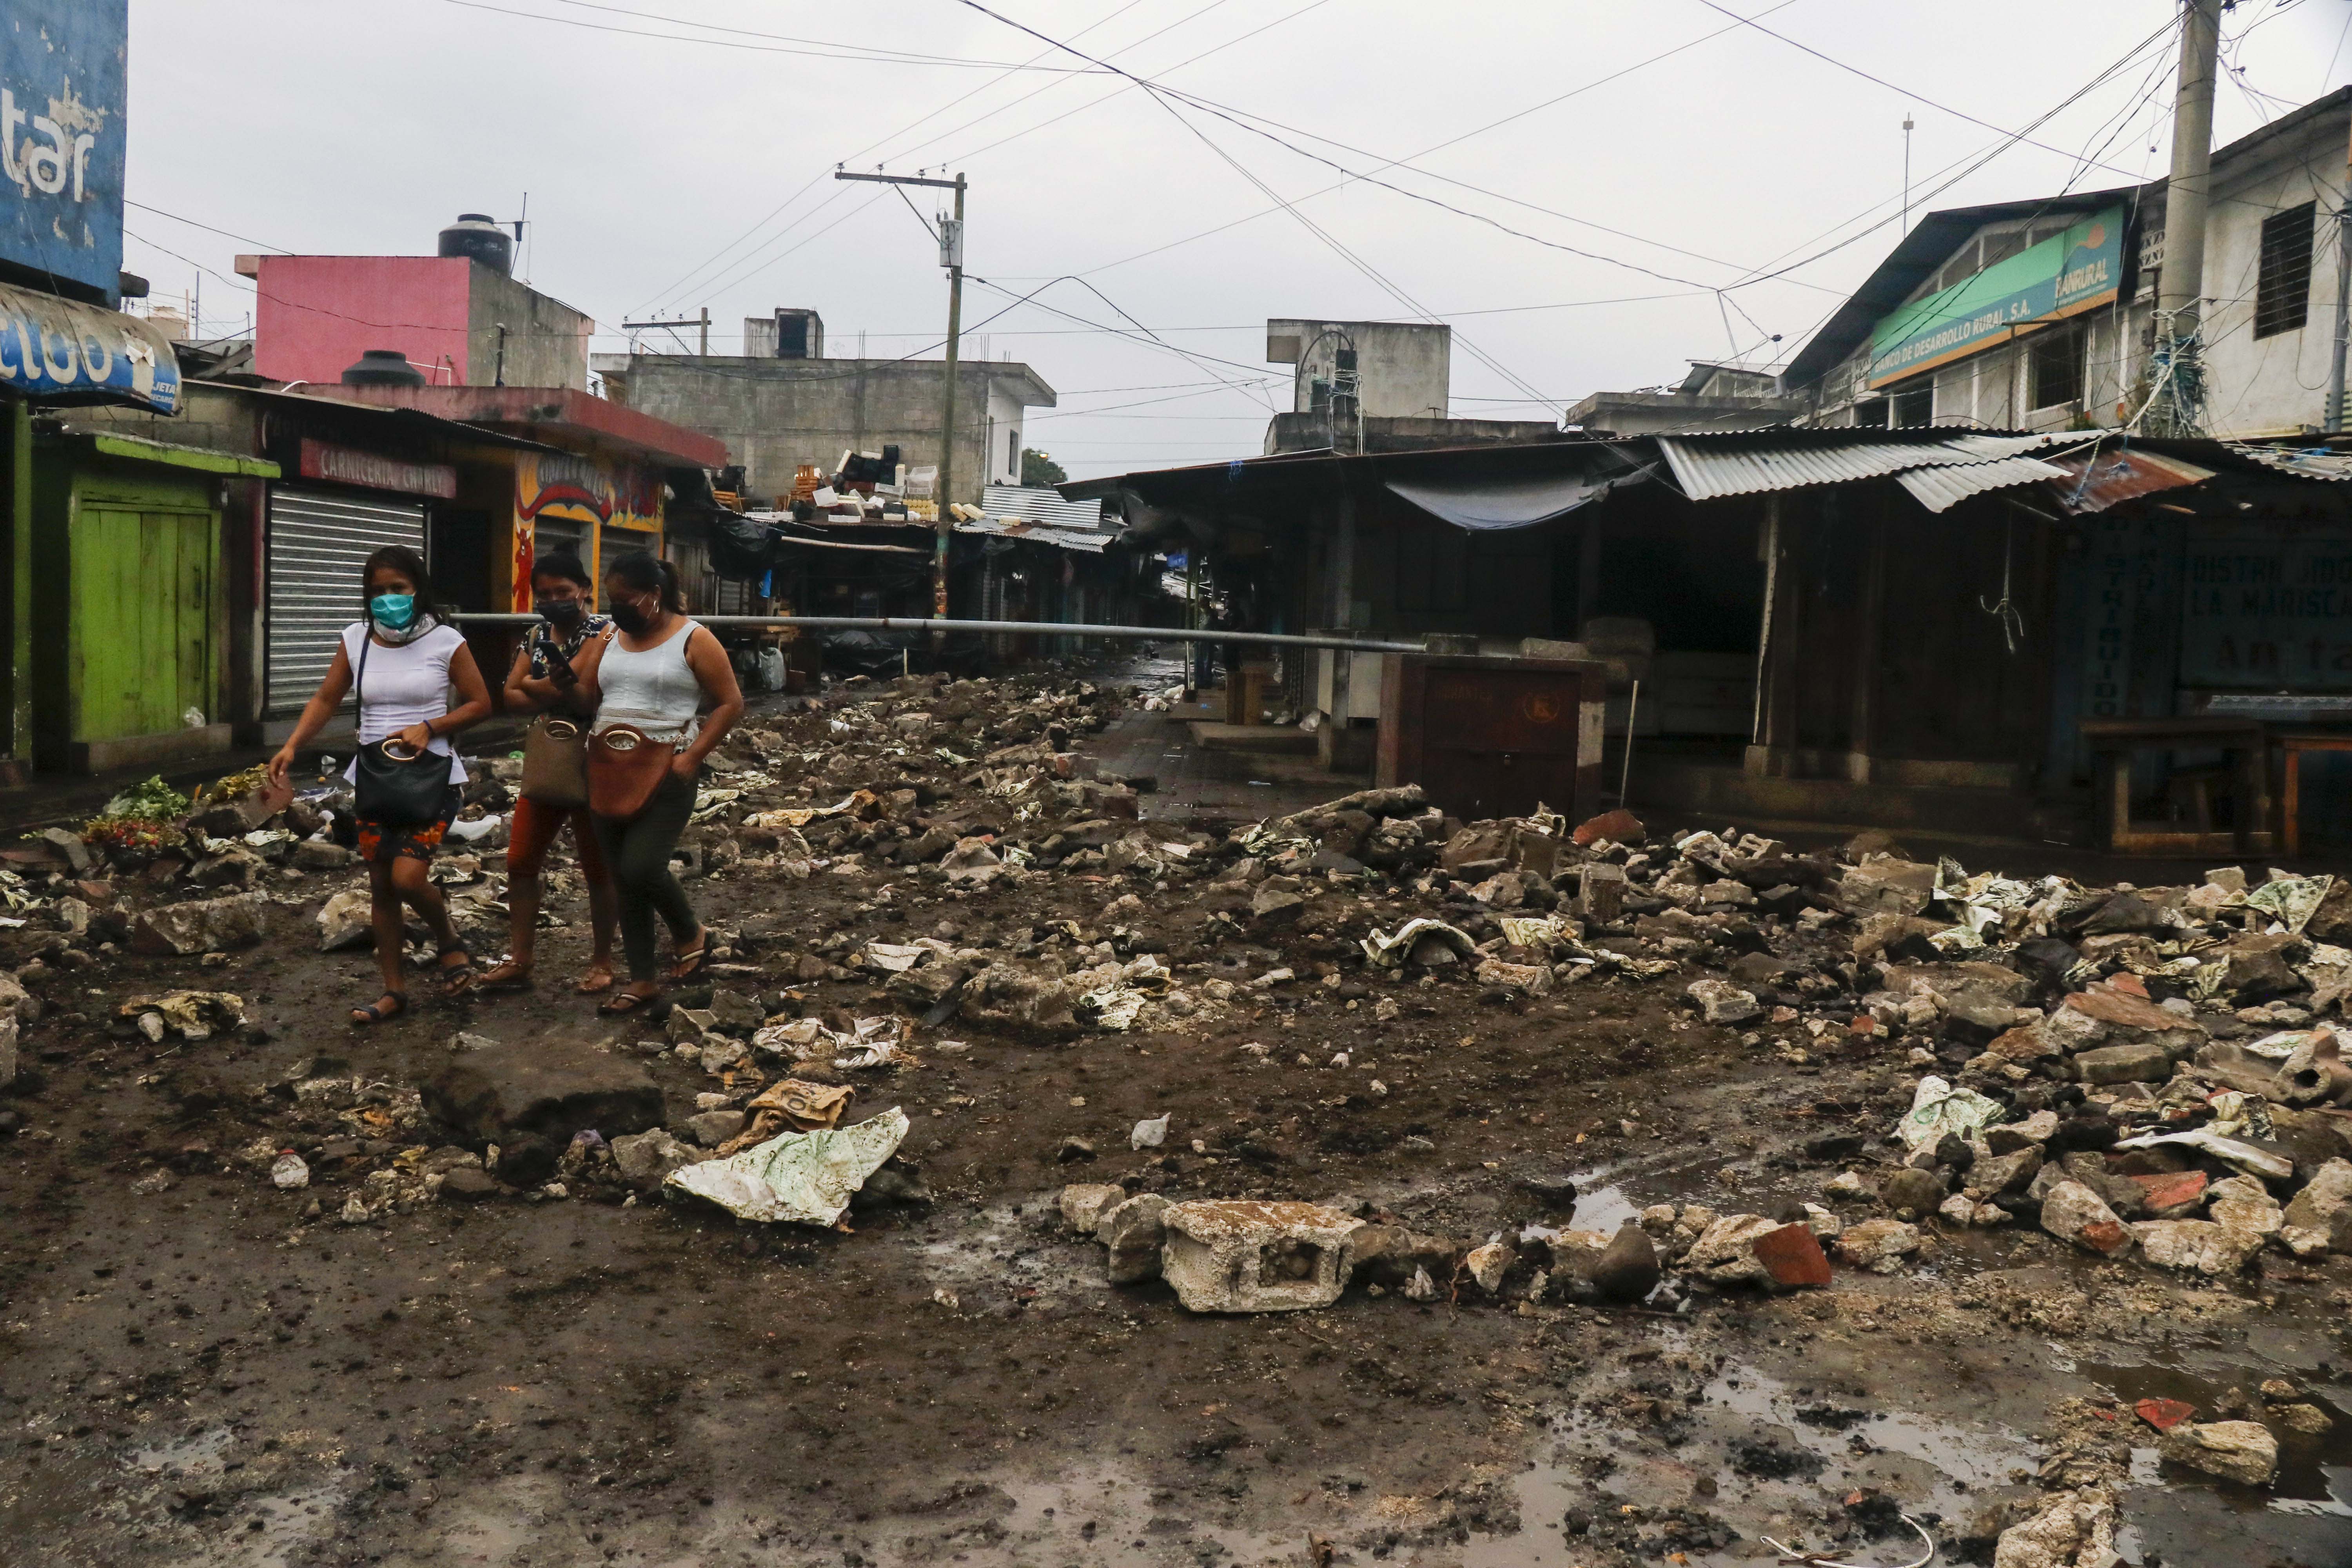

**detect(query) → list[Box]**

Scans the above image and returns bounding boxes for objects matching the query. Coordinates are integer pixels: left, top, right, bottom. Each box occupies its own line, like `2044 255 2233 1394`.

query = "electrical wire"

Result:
440 0 1094 71
947 0 1560 413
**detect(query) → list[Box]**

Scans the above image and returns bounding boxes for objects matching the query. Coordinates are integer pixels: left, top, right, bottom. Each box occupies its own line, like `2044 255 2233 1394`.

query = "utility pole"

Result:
837 169 966 624
2151 0 2221 435
2327 113 2352 433
1901 113 1914 233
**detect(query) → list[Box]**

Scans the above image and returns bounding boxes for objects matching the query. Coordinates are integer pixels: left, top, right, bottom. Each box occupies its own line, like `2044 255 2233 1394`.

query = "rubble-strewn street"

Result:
0 661 2345 1567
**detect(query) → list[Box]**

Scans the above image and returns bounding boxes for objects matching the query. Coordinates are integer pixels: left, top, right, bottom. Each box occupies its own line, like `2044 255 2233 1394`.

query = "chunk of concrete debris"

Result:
270 1152 309 1190
1098 1192 1174 1285
687 1109 747 1148
2158 1419 2278 1486
2206 1174 2284 1236
1992 1489 2115 1568
2131 1220 2265 1276
1130 1114 1170 1150
1158 1200 1363 1313
609 1129 696 1190
2040 1180 2133 1257
131 891 265 956
1685 978 1760 1024
2283 1157 2352 1232
1832 1218 1920 1274
1463 1239 1513 1294
316 887 373 951
1059 1182 1123 1234
1681 1213 1782 1285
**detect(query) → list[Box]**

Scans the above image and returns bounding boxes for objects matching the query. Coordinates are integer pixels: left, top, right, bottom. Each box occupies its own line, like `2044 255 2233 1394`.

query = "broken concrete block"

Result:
2283 1157 2352 1232
1681 1213 1781 1285
2073 1040 2174 1086
1577 862 1627 922
1983 1110 2058 1153
132 891 265 956
687 1109 746 1147
1685 978 1760 1024
1463 1239 1513 1294
1158 1200 1363 1313
2040 1180 2132 1256
2159 1419 2278 1486
1992 1490 2116 1568
1059 1182 1124 1234
1964 1147 2043 1200
608 1129 695 1190
1832 1218 1920 1274
2131 1219 2265 1276
1098 1192 1173 1285
2206 1175 2284 1236
1834 858 1936 916
1351 1225 1463 1290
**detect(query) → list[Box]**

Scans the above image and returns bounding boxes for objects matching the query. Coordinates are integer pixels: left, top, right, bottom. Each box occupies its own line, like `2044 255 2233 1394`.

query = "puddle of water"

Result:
2084 1359 2352 1515
1454 1355 2039 1568
129 1424 234 1475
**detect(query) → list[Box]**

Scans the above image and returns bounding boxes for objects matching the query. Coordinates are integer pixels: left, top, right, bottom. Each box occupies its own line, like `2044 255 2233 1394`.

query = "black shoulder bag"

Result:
352 632 456 826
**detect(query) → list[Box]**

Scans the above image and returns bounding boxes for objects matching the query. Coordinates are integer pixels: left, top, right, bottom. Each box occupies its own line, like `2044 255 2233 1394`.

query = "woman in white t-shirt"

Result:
267 545 492 1025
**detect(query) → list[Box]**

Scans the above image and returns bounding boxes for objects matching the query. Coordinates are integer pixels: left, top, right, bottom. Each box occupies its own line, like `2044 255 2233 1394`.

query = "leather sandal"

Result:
351 992 408 1026
473 959 533 992
667 934 711 983
597 987 661 1016
436 947 477 994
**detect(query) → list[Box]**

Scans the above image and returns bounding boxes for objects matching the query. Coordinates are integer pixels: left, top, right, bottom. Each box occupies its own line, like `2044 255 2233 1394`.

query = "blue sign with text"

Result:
0 1 127 304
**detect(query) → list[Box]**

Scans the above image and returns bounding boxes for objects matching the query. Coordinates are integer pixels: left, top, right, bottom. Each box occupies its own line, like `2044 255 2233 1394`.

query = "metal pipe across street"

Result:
452 613 1430 655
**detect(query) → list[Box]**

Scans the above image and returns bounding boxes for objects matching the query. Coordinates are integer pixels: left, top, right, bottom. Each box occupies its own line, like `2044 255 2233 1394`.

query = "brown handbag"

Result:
519 715 590 808
587 724 678 820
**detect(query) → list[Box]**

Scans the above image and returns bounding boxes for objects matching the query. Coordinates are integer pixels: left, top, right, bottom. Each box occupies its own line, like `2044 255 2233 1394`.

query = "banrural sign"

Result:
1868 207 2123 389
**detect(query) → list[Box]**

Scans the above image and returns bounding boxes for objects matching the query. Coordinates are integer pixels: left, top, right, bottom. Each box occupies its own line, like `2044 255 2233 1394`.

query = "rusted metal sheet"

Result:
1374 655 1606 823
2043 448 2214 513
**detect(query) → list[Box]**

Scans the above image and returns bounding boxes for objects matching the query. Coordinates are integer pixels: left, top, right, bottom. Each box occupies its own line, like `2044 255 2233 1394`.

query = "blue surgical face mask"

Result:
370 592 418 630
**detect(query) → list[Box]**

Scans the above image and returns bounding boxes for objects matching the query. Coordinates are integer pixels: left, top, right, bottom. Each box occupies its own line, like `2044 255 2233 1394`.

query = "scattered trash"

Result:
664 1108 911 1225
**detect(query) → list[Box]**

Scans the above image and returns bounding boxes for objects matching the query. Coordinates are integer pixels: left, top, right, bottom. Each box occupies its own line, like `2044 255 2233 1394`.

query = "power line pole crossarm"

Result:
837 169 967 631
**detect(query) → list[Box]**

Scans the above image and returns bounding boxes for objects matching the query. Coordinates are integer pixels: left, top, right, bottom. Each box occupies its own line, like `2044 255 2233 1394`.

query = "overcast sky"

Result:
125 0 2351 479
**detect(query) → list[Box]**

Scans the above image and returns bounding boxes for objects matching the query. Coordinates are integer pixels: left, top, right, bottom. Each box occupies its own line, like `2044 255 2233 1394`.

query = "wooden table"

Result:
2080 716 2271 857
2271 728 2352 858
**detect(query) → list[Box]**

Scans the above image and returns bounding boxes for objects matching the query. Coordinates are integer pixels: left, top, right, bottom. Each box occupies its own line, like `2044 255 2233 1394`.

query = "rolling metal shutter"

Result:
266 487 428 715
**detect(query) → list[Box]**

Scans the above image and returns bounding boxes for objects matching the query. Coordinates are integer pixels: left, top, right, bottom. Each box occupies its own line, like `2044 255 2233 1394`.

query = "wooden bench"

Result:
2080 717 2270 857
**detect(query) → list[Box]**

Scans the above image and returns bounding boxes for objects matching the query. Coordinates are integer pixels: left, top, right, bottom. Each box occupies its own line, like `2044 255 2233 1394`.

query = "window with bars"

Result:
2254 202 2316 340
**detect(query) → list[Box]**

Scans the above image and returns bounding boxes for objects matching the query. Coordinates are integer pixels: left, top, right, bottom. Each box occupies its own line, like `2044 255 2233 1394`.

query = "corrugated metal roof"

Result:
2222 443 2352 482
955 515 1111 554
1655 431 2066 501
1895 455 2072 513
2043 448 2215 512
980 483 1105 529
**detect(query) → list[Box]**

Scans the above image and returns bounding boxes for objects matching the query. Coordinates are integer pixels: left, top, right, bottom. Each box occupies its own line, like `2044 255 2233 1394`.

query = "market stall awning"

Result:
1383 466 1640 531
0 282 182 414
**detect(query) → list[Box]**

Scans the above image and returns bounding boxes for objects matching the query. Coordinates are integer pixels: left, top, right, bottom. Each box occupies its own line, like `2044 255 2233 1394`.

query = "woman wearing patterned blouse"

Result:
475 551 621 993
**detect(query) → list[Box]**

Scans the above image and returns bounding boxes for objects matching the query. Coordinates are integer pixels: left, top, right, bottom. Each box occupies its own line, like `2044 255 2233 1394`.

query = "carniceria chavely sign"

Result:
0 0 127 305
1867 207 2123 389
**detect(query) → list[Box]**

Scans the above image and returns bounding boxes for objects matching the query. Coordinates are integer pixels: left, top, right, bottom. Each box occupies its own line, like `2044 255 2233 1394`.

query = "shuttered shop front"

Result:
266 488 428 715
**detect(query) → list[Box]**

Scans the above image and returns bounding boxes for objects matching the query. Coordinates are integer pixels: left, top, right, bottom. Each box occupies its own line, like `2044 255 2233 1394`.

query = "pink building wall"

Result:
251 256 473 386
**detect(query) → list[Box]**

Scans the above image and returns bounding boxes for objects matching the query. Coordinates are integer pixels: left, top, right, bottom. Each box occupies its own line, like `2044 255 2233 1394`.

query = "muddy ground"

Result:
2 664 2349 1568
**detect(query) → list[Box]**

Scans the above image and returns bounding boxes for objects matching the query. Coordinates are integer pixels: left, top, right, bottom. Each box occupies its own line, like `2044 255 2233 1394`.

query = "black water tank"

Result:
341 349 426 388
437 213 513 274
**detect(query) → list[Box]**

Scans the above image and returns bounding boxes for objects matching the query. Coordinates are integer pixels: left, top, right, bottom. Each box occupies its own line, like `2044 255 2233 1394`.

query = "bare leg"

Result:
357 860 410 1022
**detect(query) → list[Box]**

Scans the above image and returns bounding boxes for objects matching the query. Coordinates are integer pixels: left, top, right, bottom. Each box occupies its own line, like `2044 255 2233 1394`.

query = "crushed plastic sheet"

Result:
665 1108 910 1225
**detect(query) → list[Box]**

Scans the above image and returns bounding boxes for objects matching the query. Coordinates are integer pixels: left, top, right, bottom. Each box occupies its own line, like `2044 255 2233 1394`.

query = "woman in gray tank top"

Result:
569 550 744 1014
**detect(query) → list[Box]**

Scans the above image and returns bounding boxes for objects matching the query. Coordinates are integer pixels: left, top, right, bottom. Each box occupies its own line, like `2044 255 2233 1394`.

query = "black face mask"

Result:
535 597 585 629
609 601 652 635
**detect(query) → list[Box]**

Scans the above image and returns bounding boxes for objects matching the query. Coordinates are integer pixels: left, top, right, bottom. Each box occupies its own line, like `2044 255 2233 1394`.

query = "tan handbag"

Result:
519 715 590 808
587 724 678 820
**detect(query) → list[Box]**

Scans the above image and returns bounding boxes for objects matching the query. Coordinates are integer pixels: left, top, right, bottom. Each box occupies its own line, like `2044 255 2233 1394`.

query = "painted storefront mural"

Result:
511 451 662 609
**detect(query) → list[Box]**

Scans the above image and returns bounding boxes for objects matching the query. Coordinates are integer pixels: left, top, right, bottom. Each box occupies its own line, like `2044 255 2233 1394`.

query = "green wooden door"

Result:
71 503 218 741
